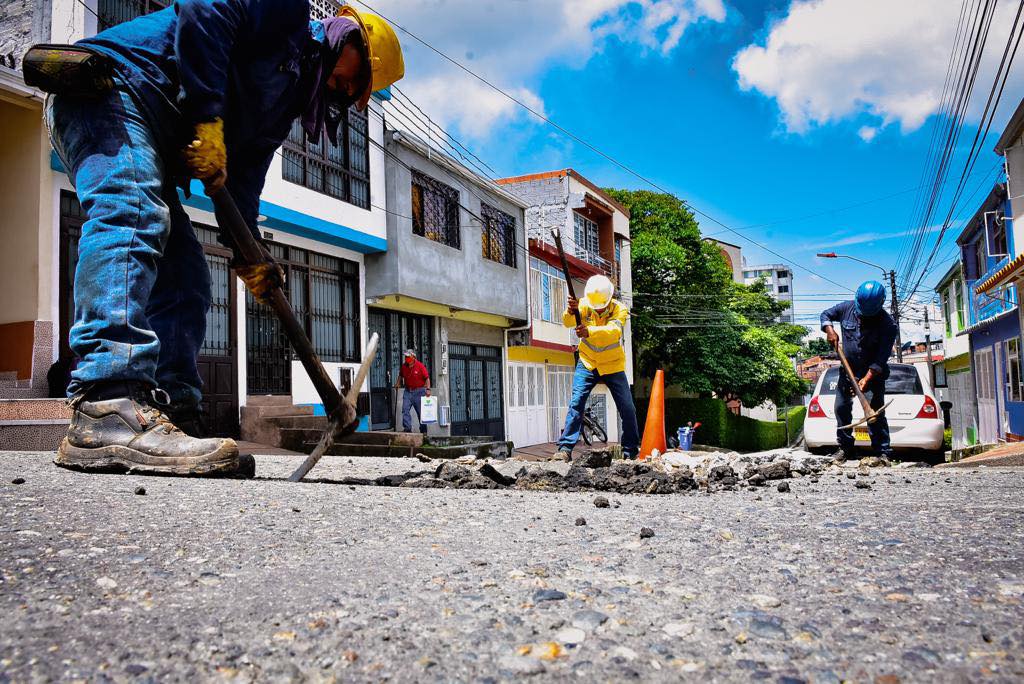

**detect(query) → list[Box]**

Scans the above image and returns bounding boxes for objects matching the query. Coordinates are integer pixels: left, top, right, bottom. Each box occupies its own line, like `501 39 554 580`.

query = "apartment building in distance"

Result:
742 263 795 323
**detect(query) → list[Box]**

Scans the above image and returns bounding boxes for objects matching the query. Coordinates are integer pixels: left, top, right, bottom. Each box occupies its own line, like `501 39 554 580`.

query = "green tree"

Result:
803 337 834 357
605 188 806 406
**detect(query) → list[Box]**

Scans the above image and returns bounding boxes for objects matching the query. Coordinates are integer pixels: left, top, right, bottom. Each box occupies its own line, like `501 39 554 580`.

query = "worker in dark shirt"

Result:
820 280 899 461
40 0 405 476
397 349 431 434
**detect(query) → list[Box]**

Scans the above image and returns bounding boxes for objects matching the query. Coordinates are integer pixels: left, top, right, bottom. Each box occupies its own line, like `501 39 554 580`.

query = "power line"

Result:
349 0 853 292
901 0 1024 303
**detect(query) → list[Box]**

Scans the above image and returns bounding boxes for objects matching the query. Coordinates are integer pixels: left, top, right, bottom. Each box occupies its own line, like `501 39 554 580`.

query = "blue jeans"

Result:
402 388 428 433
557 362 640 458
834 379 892 456
45 88 211 407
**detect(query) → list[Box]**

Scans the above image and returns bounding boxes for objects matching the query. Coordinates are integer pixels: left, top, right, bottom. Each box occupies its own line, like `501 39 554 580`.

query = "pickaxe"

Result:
210 187 378 481
835 343 893 431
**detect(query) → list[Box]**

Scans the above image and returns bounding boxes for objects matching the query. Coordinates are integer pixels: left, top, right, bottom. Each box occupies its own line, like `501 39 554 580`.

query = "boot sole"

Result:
55 438 239 476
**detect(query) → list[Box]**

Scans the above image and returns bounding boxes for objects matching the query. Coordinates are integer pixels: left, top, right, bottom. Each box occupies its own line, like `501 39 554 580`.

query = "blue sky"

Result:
367 0 1024 340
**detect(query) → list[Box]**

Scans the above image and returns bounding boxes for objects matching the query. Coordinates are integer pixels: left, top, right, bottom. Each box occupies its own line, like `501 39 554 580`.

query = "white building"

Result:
497 169 633 449
742 263 795 323
705 238 744 284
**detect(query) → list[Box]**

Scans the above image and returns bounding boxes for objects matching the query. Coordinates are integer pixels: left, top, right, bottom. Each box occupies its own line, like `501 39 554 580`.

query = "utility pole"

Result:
889 269 903 362
924 306 934 387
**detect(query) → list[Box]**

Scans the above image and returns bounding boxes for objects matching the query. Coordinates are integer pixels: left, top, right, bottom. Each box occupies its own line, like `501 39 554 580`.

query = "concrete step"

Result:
0 399 70 451
240 408 327 447
244 404 315 419
0 386 50 400
0 423 67 451
246 395 294 407
0 371 19 388
0 399 71 421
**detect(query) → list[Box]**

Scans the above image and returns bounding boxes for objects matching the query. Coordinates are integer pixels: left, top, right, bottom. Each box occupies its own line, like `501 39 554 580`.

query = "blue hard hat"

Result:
855 280 886 316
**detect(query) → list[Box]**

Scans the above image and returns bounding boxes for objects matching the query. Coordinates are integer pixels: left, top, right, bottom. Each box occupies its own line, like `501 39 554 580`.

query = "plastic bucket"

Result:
677 427 694 451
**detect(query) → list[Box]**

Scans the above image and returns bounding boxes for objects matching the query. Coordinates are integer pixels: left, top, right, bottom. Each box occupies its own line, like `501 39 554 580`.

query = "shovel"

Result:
210 187 378 481
835 343 893 431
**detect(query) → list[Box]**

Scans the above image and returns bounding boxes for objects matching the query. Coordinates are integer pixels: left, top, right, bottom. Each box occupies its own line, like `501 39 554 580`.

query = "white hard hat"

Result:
584 275 614 309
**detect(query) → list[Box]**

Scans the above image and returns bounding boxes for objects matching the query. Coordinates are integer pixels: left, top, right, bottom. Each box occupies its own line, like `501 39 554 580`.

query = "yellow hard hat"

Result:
337 5 405 111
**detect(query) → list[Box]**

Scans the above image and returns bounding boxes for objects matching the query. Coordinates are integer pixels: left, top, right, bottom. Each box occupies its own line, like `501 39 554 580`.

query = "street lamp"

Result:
816 251 903 362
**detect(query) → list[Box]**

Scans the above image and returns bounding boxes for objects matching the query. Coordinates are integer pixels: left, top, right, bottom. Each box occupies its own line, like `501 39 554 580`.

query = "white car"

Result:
804 363 945 458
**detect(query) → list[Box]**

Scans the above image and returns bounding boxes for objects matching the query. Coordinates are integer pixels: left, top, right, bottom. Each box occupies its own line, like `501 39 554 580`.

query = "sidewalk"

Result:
938 441 1024 468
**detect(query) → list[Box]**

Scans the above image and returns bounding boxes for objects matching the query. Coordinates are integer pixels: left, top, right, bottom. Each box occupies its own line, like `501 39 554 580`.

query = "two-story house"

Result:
496 169 633 450
956 183 1024 444
0 0 388 447
934 261 977 449
364 130 528 441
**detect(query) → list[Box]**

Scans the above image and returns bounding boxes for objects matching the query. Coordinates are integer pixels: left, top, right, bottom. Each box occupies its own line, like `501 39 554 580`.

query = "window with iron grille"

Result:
411 170 460 249
572 212 601 264
282 111 371 209
309 0 341 20
97 0 169 31
246 243 361 395
480 203 517 268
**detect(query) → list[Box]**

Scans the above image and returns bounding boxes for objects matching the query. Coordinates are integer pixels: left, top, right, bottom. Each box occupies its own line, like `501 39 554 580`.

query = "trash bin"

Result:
677 427 694 451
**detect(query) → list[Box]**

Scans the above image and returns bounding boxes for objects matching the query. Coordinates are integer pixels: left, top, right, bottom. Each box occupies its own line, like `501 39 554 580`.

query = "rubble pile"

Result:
326 447 853 495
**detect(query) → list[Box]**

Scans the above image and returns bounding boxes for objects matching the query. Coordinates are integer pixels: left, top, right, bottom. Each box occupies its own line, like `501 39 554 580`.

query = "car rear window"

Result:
818 365 923 395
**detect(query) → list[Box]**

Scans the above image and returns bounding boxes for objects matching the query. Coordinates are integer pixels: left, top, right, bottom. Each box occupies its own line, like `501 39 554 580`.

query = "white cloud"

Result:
857 126 878 143
813 225 943 250
370 0 726 139
733 0 1024 135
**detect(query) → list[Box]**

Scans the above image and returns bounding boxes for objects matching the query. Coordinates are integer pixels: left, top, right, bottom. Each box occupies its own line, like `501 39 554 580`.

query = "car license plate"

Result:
854 427 870 443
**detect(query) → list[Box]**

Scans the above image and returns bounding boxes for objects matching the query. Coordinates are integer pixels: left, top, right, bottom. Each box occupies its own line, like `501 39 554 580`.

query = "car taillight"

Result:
915 395 938 419
808 397 826 418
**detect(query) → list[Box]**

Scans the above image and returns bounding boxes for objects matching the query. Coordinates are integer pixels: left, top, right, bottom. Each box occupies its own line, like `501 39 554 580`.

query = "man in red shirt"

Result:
396 349 431 434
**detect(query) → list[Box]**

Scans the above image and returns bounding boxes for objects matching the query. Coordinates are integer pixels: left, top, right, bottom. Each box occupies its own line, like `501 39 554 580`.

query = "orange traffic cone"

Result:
638 369 666 460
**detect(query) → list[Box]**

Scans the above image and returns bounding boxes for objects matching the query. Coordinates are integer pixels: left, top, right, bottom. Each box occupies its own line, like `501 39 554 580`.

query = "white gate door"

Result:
507 363 547 447
976 347 998 444
524 364 547 445
948 370 978 449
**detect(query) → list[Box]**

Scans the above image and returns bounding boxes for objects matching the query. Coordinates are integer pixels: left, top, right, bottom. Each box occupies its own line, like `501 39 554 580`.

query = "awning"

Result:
960 305 1018 335
976 252 1024 294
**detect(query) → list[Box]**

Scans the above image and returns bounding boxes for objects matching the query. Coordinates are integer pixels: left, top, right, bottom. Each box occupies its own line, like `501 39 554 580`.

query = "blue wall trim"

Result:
179 181 386 254
49 160 385 254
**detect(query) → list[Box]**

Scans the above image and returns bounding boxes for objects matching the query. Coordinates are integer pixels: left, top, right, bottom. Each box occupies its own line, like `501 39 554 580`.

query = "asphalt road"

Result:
1 452 1022 682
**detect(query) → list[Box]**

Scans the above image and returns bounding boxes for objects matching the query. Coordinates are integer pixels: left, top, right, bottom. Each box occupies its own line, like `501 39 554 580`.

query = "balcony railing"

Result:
967 254 1016 326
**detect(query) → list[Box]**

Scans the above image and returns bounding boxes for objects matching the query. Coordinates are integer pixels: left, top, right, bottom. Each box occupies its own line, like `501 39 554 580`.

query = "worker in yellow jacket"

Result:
556 275 640 460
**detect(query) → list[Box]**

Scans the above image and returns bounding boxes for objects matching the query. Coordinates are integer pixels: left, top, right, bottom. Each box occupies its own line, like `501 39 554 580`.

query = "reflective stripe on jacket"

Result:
563 298 628 375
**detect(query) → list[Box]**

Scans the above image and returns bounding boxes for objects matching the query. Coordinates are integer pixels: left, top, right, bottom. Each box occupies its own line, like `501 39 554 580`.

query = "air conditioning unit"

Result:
439 405 451 427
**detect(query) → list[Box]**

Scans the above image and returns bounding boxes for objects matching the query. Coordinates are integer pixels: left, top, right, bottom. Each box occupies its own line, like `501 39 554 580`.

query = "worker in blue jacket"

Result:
820 281 899 461
42 1 404 476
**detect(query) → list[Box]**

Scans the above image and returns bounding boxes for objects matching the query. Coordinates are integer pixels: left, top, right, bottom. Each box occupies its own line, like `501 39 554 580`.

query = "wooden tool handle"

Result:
210 187 345 421
551 228 582 327
836 344 873 415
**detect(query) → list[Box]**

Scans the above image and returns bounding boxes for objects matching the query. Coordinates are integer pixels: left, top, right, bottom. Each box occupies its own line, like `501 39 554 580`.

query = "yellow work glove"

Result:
235 245 285 305
183 118 227 191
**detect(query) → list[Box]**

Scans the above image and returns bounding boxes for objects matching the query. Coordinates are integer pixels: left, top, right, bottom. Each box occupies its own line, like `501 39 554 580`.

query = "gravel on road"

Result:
1 452 1022 682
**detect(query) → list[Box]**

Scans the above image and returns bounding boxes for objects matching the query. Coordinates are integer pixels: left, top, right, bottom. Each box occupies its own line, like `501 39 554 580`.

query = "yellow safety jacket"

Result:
563 298 629 376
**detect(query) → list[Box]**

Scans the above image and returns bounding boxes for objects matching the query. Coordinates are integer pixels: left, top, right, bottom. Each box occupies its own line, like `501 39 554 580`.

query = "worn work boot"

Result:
149 391 207 438
828 449 854 464
56 381 239 476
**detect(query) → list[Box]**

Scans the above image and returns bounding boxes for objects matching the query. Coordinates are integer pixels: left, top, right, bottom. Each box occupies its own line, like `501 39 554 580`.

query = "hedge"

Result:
636 397 806 453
